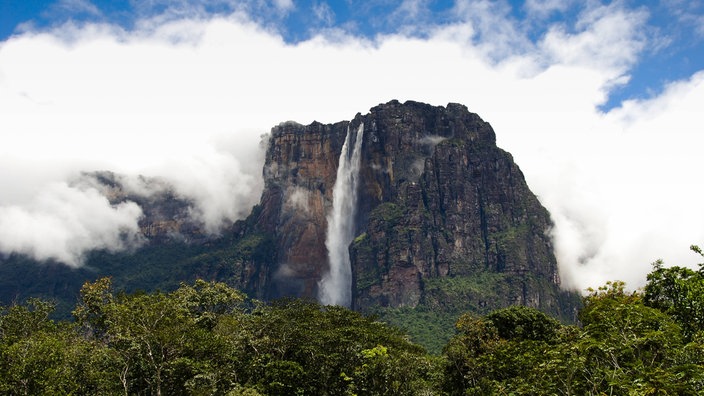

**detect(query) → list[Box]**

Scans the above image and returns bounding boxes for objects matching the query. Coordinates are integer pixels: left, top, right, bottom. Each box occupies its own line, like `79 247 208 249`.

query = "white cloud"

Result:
0 182 143 265
390 0 431 25
541 5 647 72
312 2 335 26
50 0 103 17
451 0 533 59
272 0 294 13
523 0 572 19
0 4 703 293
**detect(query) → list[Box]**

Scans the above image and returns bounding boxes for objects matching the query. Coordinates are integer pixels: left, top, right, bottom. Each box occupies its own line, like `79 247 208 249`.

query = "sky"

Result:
1 0 703 292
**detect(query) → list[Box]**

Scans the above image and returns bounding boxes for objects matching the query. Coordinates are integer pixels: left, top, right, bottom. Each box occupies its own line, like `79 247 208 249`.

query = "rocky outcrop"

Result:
78 171 206 242
247 100 574 317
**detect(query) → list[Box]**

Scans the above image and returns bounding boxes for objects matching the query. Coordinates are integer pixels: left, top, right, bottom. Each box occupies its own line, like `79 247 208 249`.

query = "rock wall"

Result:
253 121 349 298
349 101 559 310
248 100 569 315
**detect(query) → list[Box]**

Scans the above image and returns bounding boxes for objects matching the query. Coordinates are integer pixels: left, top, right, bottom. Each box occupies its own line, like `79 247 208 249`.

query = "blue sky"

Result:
1 0 704 291
3 0 703 111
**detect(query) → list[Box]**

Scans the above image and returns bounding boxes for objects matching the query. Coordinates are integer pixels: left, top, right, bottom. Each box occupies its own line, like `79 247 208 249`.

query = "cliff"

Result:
246 100 577 318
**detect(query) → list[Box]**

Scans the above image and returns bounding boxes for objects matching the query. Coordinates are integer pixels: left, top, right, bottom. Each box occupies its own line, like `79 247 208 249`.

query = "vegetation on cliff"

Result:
2 248 703 395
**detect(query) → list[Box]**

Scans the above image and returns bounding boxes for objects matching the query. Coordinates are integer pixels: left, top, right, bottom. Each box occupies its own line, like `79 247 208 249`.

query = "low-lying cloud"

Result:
0 182 143 266
1 2 703 291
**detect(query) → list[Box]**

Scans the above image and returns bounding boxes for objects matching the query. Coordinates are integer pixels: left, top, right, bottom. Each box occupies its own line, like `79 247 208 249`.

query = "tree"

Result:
443 306 573 395
442 287 704 395
74 278 246 395
0 299 122 395
216 298 440 395
643 245 704 340
576 281 698 395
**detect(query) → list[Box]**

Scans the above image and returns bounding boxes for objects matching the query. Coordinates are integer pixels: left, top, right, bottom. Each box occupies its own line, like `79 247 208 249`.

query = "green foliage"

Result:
369 273 513 355
0 279 439 395
443 279 704 395
374 307 458 355
643 246 704 340
384 272 579 353
370 202 405 225
0 298 56 343
218 298 439 395
3 251 704 395
73 278 248 395
0 230 275 320
484 305 562 342
422 272 513 313
576 281 693 395
0 299 122 395
444 306 578 394
353 232 368 245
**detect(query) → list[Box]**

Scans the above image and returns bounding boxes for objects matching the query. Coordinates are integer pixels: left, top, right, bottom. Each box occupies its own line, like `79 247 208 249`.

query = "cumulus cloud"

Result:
0 2 703 292
147 136 267 233
503 70 704 290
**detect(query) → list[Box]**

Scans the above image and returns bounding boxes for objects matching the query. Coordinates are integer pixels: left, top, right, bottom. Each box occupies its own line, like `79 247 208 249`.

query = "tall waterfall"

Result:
319 123 364 307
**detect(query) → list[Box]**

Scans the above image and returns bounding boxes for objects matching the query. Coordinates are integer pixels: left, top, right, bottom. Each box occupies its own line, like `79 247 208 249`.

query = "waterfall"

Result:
319 123 364 307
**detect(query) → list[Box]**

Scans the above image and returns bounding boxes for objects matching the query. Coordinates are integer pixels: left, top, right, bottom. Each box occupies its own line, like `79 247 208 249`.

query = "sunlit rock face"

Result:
248 100 567 315
253 120 349 298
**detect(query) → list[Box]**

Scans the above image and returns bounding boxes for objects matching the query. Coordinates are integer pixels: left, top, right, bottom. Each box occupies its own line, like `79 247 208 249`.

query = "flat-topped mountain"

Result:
242 100 577 320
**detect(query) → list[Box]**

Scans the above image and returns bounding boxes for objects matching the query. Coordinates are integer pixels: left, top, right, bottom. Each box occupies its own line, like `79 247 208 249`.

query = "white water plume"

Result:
319 123 365 307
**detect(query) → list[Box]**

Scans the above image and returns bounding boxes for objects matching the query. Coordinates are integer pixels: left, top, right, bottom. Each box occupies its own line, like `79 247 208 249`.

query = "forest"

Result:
1 248 703 395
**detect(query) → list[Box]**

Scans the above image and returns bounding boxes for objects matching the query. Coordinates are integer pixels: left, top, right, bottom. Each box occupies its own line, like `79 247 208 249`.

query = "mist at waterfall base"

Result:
1 3 704 291
319 124 365 307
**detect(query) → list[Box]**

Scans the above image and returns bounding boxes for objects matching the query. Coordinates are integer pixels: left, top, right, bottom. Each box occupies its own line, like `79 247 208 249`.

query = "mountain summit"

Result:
240 100 577 318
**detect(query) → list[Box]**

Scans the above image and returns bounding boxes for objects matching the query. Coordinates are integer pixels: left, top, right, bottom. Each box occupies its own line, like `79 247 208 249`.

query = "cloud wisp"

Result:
1 2 703 290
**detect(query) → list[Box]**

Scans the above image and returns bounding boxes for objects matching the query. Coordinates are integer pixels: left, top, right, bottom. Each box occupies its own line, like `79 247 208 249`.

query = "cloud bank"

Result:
1 2 703 290
0 182 143 266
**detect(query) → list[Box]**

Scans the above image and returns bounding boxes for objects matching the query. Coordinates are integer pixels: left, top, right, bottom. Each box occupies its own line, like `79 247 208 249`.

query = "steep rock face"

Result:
255 121 349 298
248 100 572 317
349 101 560 310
